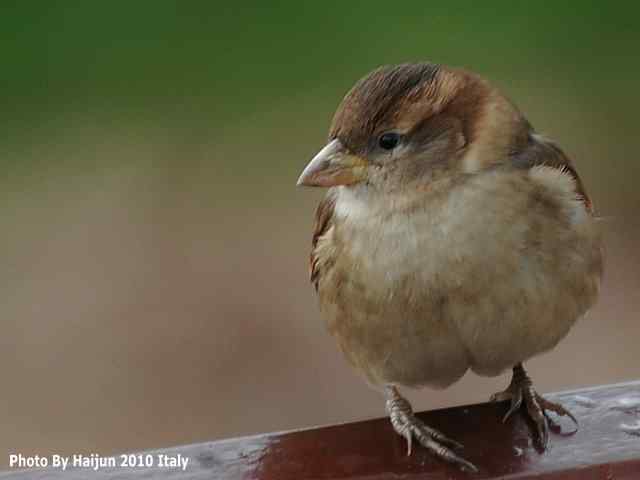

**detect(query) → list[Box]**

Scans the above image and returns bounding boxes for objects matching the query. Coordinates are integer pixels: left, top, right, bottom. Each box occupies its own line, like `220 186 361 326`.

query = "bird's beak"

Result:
296 139 367 187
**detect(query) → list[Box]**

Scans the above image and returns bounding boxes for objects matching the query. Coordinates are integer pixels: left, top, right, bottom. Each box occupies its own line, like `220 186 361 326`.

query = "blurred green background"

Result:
2 1 639 467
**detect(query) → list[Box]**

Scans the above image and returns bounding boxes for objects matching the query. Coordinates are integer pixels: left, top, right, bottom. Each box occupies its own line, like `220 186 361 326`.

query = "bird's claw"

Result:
386 386 477 473
492 365 578 449
491 381 524 422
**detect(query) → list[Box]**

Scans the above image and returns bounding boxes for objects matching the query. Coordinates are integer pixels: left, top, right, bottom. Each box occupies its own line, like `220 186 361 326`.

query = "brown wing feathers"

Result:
511 134 594 212
310 194 336 290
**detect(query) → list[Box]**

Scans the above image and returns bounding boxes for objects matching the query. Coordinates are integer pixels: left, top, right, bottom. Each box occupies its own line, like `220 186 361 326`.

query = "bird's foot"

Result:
384 386 477 473
491 364 578 449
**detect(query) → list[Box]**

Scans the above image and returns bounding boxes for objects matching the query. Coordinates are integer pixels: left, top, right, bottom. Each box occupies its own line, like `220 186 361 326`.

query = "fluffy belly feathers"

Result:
314 166 602 388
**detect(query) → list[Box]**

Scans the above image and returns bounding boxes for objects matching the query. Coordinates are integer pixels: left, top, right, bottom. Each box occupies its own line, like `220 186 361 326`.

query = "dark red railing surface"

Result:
2 381 639 479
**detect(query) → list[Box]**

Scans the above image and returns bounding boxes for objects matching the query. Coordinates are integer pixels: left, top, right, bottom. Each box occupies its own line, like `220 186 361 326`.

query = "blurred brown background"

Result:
1 2 639 468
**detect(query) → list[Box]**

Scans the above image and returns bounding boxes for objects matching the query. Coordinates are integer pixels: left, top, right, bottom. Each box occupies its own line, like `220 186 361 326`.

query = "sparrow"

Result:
296 63 603 471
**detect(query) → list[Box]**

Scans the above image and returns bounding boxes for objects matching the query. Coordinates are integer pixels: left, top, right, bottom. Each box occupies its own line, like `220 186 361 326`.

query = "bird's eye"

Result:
378 132 401 150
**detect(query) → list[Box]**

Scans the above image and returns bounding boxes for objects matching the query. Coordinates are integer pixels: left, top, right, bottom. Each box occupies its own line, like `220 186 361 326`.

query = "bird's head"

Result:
297 63 529 192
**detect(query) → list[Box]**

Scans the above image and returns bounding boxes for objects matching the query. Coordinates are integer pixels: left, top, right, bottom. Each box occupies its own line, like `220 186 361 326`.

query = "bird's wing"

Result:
310 192 336 291
511 134 593 213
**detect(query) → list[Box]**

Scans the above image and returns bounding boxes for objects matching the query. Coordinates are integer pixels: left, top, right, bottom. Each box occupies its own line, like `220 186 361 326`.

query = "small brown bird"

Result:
296 63 603 471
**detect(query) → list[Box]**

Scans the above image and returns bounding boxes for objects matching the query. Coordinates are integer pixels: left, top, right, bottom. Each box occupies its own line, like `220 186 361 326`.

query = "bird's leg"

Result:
491 363 578 448
384 385 477 472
